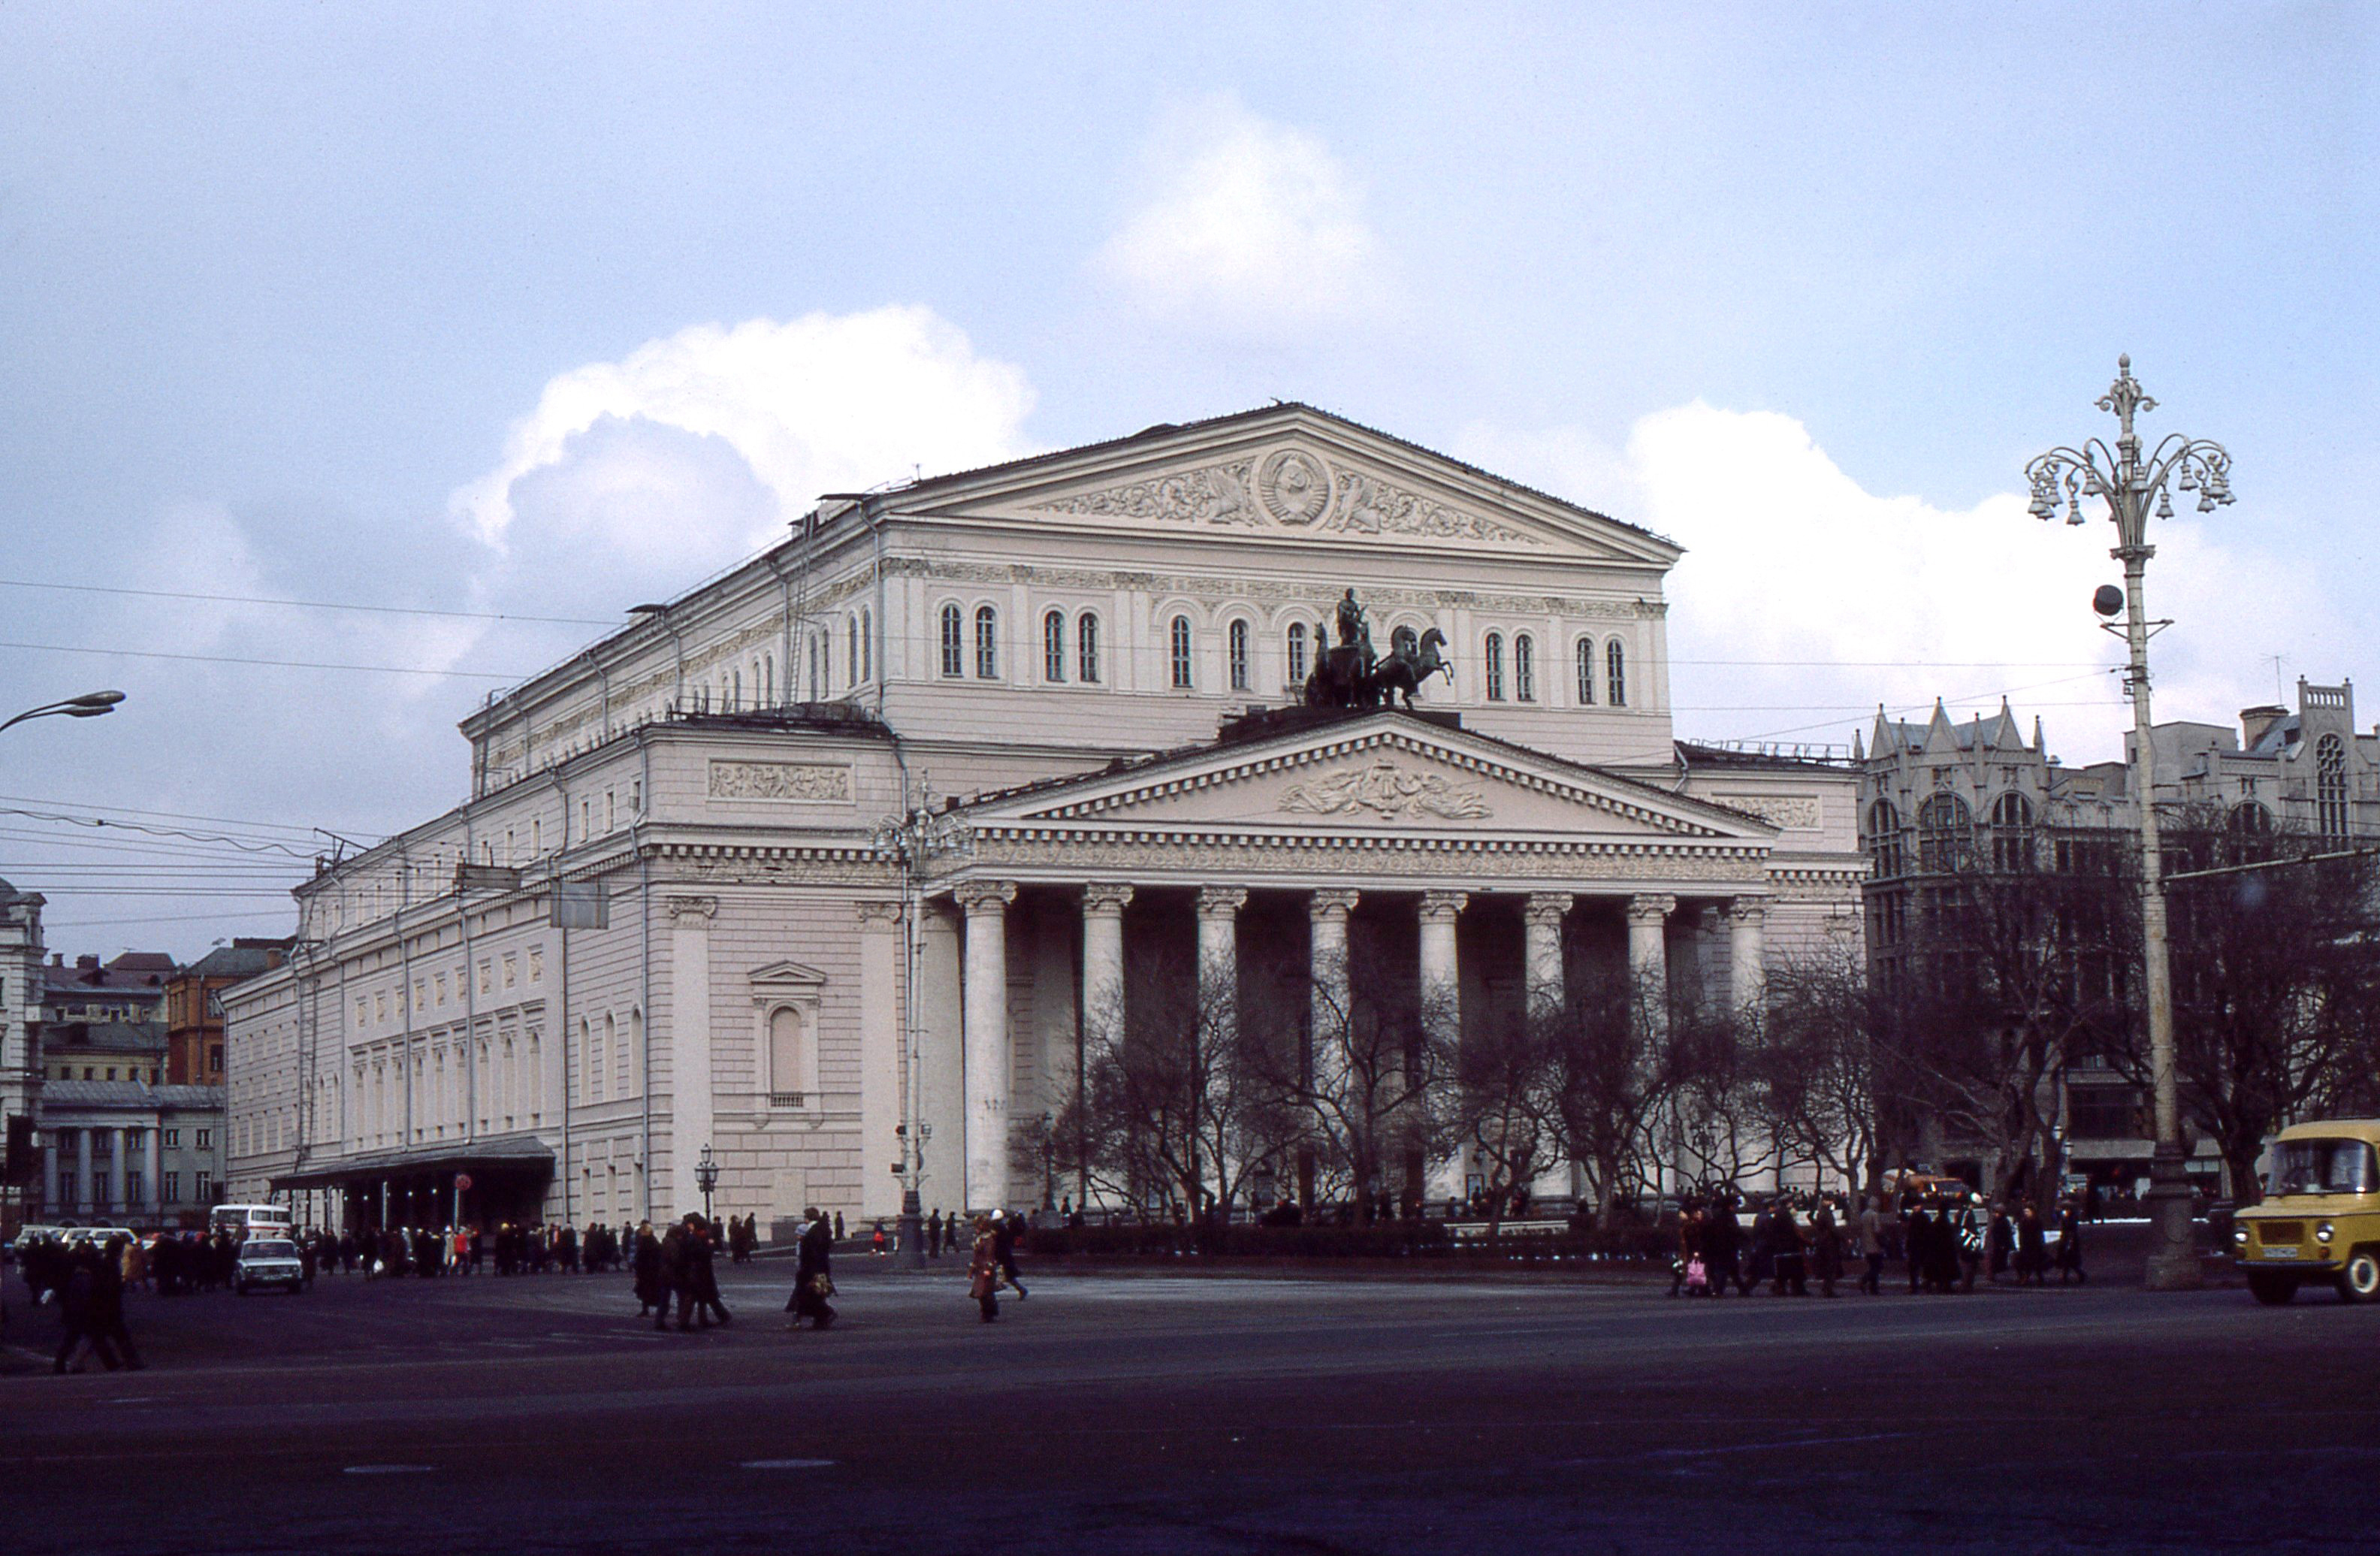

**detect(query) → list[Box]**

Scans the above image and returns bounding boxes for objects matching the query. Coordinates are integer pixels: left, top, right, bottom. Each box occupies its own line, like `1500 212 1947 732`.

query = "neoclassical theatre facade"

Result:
222 405 1865 1231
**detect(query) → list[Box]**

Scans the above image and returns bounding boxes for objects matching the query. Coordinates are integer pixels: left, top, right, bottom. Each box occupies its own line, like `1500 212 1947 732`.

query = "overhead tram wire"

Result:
0 791 375 840
0 577 618 627
0 640 530 680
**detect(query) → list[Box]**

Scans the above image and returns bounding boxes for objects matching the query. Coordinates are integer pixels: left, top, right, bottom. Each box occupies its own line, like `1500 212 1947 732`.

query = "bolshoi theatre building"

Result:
222 405 1865 1232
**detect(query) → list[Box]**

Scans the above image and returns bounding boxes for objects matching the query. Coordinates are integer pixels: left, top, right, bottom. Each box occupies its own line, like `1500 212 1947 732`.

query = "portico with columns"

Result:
915 706 1811 1213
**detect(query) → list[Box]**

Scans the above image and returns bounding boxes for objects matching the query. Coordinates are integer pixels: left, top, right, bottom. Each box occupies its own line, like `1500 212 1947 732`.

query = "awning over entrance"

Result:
270 1133 554 1192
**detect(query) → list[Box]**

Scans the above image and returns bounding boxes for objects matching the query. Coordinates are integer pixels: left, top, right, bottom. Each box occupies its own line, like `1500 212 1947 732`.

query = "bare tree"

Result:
2155 810 2380 1202
1242 940 1457 1223
1756 942 1909 1196
1450 1002 1564 1241
1544 965 1687 1230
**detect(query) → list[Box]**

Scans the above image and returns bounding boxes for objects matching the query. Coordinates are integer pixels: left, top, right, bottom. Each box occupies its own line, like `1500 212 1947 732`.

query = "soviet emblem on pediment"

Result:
1033 445 1541 548
1278 760 1492 821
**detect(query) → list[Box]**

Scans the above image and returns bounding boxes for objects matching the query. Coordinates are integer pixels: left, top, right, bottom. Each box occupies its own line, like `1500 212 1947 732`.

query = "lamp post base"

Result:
896 1186 926 1270
2143 1148 2203 1292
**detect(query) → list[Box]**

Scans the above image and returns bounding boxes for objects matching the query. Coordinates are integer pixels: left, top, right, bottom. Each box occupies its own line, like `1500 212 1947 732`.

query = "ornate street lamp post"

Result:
694 1142 719 1226
2026 355 2234 1292
873 782 974 1268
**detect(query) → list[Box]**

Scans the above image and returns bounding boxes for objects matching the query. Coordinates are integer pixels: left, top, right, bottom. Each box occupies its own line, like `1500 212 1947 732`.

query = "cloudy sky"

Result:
0 5 2370 955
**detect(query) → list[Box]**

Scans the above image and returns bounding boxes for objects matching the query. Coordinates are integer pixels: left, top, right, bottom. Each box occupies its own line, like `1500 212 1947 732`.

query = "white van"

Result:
210 1204 293 1240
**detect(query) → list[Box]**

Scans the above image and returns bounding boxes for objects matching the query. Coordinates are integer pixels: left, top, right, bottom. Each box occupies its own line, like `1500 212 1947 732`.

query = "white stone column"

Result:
107 1128 127 1214
1308 890 1360 1102
41 1136 59 1218
856 899 904 1221
1729 899 1768 1014
1521 893 1569 1017
144 1124 163 1216
75 1128 93 1215
1418 890 1468 1204
666 896 717 1218
1626 894 1677 1036
1080 884 1133 1054
917 903 965 1219
1195 887 1248 1040
957 880 1018 1213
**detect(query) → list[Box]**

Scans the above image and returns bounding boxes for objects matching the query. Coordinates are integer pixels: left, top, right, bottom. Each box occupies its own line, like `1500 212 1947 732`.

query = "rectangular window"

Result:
195 1172 212 1203
125 1170 143 1205
163 1171 180 1204
195 1129 213 1149
163 1129 179 1147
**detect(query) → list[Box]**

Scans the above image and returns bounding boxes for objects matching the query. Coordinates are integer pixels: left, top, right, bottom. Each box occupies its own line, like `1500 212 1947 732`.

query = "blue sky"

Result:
1 5 2370 953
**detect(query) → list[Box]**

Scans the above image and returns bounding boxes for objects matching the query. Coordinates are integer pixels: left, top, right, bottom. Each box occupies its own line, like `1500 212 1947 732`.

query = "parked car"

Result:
234 1237 307 1296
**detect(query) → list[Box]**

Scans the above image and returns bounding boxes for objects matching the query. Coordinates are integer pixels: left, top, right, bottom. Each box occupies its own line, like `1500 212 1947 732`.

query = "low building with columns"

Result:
221 404 1863 1231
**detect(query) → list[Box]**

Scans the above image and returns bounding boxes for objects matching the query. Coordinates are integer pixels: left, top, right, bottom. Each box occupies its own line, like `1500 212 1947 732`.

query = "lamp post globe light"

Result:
2025 355 2234 1292
0 690 125 733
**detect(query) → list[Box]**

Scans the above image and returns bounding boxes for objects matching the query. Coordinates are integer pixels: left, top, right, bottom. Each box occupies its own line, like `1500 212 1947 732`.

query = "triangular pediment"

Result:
889 405 1678 567
963 712 1774 843
748 959 828 993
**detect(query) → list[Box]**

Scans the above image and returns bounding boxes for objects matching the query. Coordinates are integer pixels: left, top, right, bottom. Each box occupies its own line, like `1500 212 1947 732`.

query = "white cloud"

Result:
1462 406 2344 765
451 306 1037 556
1093 94 1388 332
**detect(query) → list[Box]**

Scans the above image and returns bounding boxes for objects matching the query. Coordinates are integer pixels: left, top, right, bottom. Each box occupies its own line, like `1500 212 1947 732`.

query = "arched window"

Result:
1575 637 1596 705
600 1013 616 1104
1606 639 1628 707
2227 800 2273 835
1228 619 1250 691
1917 792 1974 873
1483 633 1506 701
1513 633 1536 702
847 615 860 689
974 606 998 680
1170 615 1194 690
859 609 872 683
1077 613 1100 684
1044 609 1067 683
1989 790 2034 872
1866 800 1904 878
1288 623 1309 686
2318 733 2349 838
940 604 963 678
762 654 774 706
767 1007 807 1104
730 669 741 711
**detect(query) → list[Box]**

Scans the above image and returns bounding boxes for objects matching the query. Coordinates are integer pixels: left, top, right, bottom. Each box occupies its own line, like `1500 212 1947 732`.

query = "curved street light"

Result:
0 690 125 734
873 781 974 1268
2026 355 2233 1293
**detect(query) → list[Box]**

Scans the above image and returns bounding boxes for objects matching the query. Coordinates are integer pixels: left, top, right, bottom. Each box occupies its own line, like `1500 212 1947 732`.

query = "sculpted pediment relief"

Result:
973 721 1774 842
1021 445 1547 550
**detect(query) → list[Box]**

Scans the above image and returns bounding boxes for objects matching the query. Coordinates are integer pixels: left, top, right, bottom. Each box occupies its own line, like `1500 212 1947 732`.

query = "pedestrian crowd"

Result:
1668 1187 2089 1298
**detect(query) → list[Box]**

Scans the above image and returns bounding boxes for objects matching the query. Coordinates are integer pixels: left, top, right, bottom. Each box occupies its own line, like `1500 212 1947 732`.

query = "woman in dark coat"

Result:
1810 1201 1845 1297
2015 1201 2049 1286
967 1214 1001 1322
2055 1200 2087 1283
632 1222 668 1322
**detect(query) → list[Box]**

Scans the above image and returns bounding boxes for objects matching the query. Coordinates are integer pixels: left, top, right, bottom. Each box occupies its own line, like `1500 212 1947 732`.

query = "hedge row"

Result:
1019 1222 1675 1262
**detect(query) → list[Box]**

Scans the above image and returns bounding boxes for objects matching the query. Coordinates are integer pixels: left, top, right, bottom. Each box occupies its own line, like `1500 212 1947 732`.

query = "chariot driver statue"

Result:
1303 588 1449 710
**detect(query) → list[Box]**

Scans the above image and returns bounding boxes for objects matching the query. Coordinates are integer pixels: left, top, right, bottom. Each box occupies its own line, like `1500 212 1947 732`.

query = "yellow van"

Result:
2232 1119 2380 1304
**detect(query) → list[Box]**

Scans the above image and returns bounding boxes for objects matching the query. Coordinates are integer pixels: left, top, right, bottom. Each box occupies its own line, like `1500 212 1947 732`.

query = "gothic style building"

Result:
222 405 1865 1231
1856 677 2380 1194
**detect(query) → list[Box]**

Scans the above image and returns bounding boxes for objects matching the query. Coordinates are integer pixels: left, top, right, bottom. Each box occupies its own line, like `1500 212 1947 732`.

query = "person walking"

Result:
967 1215 1001 1323
992 1210 1028 1299
632 1222 668 1325
1703 1193 1744 1298
1988 1201 2015 1284
2015 1201 2049 1286
2055 1199 2088 1284
1767 1201 1808 1296
1856 1195 1886 1295
686 1214 731 1327
1669 1201 1704 1298
926 1210 944 1260
1956 1195 1986 1293
53 1244 119 1374
787 1207 836 1331
1811 1200 1844 1298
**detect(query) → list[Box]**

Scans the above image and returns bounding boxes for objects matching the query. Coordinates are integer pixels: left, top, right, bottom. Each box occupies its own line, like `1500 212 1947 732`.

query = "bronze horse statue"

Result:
1303 623 1450 709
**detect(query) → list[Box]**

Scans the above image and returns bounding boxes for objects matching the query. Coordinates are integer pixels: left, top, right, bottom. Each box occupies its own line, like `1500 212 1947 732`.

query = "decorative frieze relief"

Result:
960 835 1765 884
880 555 1657 620
708 759 855 803
1025 446 1542 549
1278 760 1492 821
1711 793 1822 830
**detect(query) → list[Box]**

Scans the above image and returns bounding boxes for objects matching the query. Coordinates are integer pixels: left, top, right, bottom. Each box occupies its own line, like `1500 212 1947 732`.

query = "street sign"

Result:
454 1174 473 1192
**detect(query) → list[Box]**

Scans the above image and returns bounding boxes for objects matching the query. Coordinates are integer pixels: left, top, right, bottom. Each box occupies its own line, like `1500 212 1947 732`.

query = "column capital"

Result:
1727 897 1768 926
1418 890 1469 924
1625 893 1678 927
1309 888 1361 923
1080 882 1135 916
1521 892 1572 929
854 899 903 927
953 880 1019 915
1195 886 1249 919
666 895 718 925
